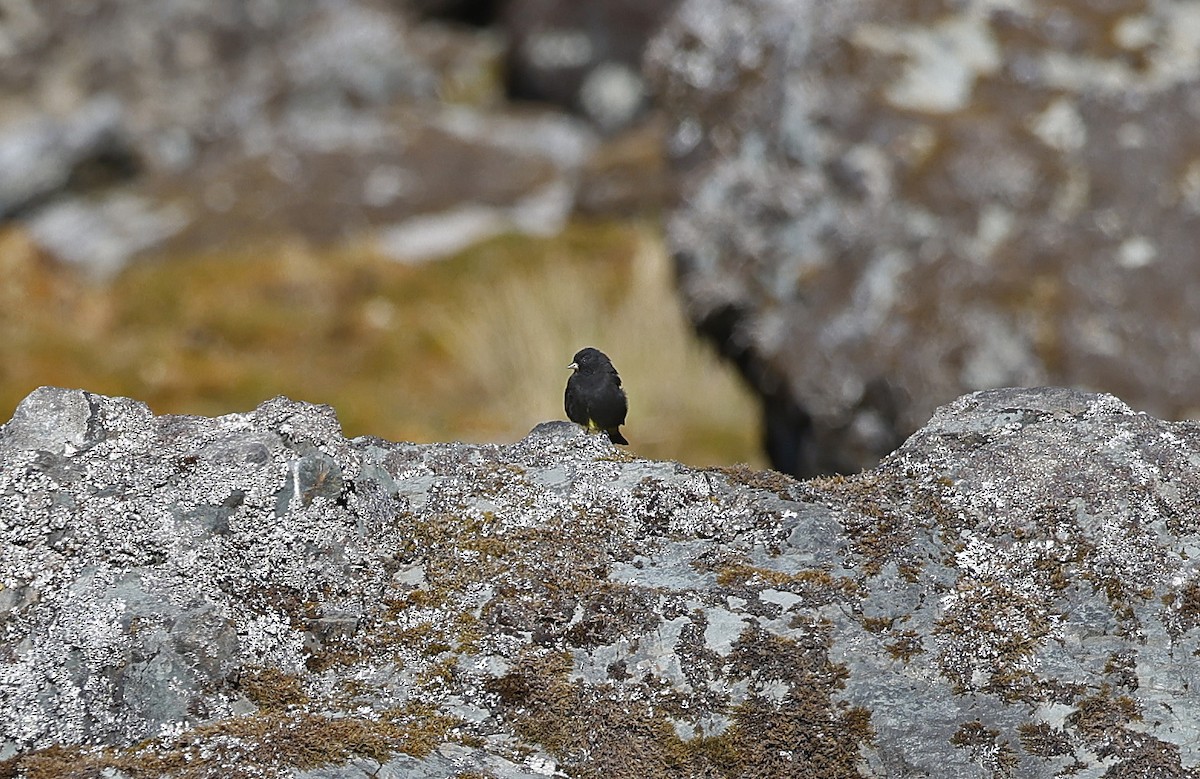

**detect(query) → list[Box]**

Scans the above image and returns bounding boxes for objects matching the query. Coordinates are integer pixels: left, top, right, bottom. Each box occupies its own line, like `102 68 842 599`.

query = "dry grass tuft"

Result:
434 225 763 464
0 219 763 467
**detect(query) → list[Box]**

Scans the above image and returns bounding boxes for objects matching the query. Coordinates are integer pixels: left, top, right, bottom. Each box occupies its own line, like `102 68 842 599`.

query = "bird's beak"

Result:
567 362 578 371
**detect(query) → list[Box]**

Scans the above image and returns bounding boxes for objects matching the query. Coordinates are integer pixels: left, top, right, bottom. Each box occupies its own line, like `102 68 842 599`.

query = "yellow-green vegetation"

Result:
0 220 763 468
0 703 463 779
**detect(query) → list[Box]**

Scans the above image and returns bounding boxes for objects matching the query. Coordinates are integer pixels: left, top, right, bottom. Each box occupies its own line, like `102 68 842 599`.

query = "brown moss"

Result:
707 464 800 499
320 500 650 675
428 509 624 604
720 696 873 779
672 734 740 774
932 577 1057 703
489 645 871 779
1164 578 1200 636
949 720 1019 775
561 582 662 649
596 449 639 463
1101 739 1190 779
2 745 141 779
1058 688 1190 774
802 470 932 578
485 620 875 779
722 620 871 775
1067 687 1144 758
5 705 463 779
1016 721 1072 758
385 588 447 613
302 510 528 670
236 666 309 712
896 561 923 583
859 615 893 633
714 563 860 604
981 667 1044 704
488 652 681 774
883 630 924 663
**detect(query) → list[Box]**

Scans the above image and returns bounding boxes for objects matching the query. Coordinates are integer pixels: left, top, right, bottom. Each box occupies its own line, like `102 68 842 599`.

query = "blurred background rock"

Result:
648 0 1200 476
0 0 762 468
6 0 1200 476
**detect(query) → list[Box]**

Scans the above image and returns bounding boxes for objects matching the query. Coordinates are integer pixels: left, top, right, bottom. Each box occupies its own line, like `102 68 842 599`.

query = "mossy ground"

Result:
0 704 463 779
0 219 763 469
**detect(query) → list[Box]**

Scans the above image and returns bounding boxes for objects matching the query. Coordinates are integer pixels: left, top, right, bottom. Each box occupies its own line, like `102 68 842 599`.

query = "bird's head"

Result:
568 347 608 373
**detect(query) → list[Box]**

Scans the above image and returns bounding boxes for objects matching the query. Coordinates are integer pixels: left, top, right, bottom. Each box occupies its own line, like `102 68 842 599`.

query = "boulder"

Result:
0 1 597 273
1 385 1199 777
502 0 681 131
646 0 1200 475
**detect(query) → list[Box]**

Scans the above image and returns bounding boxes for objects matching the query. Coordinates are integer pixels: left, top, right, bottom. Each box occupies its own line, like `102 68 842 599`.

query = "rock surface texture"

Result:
1 385 1199 778
646 0 1200 475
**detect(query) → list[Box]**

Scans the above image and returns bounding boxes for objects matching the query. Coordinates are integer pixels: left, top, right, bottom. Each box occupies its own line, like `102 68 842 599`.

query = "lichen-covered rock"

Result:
646 0 1200 476
1 385 1199 777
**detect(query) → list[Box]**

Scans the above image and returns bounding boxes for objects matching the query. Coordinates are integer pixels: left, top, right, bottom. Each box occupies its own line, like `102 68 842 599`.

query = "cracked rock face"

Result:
646 0 1200 476
1 385 1199 777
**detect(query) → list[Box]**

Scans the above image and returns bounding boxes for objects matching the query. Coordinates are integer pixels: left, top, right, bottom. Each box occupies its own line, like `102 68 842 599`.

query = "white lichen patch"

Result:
852 12 1000 113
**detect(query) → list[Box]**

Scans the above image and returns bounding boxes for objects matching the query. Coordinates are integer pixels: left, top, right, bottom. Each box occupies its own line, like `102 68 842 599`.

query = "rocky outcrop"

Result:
646 0 1200 475
1 385 1199 777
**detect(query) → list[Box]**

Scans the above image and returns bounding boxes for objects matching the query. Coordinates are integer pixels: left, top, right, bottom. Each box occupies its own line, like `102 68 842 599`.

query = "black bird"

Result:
565 347 629 445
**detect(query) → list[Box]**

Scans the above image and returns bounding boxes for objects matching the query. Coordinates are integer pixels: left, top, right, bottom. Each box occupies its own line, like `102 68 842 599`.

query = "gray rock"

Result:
1 385 1200 777
646 0 1200 476
0 1 599 271
503 0 680 131
293 743 554 778
0 97 129 218
25 193 189 279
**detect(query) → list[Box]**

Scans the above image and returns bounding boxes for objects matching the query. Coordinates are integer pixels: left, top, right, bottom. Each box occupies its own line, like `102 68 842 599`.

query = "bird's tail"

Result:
606 428 629 445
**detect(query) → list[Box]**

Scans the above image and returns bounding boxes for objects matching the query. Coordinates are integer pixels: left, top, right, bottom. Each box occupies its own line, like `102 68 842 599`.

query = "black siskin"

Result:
565 347 629 445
